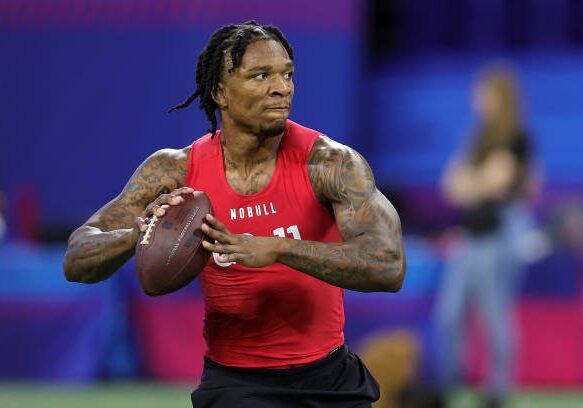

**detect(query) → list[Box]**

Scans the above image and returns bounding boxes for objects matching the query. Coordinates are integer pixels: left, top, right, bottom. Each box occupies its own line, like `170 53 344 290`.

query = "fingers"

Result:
136 215 158 233
201 222 234 244
136 187 196 239
201 241 249 264
136 217 148 232
167 196 183 205
143 202 169 219
160 193 184 206
164 187 195 206
142 187 194 218
202 240 237 254
172 186 194 195
154 204 170 217
218 253 249 263
144 198 168 218
202 214 233 243
204 214 229 233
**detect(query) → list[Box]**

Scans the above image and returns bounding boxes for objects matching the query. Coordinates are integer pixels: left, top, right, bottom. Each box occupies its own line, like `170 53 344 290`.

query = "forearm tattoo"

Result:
64 148 189 283
278 136 405 291
94 149 188 231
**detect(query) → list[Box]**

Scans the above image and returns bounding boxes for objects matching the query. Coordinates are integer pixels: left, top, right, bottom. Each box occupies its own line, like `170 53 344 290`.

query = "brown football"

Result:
135 191 213 296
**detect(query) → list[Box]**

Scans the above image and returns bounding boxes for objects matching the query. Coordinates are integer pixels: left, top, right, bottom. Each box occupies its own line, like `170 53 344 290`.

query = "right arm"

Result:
63 148 190 283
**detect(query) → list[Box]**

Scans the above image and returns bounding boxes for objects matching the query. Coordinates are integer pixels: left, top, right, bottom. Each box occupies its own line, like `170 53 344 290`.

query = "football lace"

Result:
140 215 159 245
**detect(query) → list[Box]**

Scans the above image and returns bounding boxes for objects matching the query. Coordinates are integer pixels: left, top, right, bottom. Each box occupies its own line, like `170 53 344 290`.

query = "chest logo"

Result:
230 202 277 221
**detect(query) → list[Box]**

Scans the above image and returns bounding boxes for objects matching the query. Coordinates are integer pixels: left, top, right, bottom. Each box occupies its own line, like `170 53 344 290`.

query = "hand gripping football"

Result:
135 191 213 296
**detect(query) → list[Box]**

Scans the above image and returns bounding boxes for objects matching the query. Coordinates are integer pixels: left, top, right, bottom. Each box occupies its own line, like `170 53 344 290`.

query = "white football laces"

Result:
140 215 158 245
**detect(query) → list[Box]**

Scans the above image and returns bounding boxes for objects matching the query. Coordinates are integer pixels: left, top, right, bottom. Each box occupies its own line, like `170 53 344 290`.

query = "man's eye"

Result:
284 72 294 79
254 73 268 80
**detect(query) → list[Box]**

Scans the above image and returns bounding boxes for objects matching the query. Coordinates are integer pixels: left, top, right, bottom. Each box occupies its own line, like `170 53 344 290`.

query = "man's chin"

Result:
258 119 286 138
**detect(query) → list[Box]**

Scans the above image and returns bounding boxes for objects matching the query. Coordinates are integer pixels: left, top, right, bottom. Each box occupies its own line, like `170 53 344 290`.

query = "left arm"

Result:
279 136 405 291
202 136 405 292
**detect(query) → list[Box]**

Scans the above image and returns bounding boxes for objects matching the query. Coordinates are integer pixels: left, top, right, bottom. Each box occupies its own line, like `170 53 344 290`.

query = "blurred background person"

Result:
435 65 538 408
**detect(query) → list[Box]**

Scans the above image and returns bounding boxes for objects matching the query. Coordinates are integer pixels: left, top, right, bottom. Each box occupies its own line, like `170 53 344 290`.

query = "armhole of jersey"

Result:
185 141 196 187
304 134 330 211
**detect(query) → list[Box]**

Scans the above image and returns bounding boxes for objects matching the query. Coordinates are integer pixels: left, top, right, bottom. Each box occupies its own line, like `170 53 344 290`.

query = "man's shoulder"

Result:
140 146 191 179
285 120 349 157
287 119 320 136
149 146 191 163
307 135 376 205
308 134 352 165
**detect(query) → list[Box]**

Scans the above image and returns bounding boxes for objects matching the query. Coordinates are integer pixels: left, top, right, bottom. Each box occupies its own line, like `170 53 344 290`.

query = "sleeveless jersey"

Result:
185 120 345 368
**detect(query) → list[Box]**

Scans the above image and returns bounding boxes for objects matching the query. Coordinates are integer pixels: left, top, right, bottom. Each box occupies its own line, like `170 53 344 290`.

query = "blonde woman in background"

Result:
435 65 539 408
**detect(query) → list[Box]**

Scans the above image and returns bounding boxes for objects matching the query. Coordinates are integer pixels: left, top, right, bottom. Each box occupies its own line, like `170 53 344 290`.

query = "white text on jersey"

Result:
230 202 277 221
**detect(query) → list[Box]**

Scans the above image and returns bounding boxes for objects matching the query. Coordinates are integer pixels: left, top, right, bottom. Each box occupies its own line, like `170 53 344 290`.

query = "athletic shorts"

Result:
191 345 380 407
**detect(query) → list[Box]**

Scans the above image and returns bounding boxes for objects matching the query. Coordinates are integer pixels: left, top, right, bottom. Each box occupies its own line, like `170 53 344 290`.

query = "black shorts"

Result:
191 345 380 407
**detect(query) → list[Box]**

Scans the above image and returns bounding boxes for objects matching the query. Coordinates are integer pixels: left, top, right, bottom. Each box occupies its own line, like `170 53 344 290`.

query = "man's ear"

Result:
213 82 227 110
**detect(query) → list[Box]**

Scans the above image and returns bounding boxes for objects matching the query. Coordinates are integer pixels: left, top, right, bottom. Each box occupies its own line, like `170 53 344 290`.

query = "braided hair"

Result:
168 21 294 137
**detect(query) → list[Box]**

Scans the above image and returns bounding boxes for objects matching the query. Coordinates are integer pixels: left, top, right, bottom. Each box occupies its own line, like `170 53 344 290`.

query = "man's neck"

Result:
220 123 284 171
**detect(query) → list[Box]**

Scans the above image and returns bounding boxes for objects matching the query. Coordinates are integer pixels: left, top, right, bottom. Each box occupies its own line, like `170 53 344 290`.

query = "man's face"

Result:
217 39 294 137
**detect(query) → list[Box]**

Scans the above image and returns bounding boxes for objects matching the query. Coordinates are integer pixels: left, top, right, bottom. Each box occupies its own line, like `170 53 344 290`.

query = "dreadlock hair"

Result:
168 21 294 137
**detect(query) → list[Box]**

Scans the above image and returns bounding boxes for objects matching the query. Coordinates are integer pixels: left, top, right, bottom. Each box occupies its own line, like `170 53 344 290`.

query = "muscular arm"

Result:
63 148 189 283
277 136 405 292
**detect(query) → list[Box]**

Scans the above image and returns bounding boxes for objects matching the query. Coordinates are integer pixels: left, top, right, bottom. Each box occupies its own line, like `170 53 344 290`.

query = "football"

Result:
135 191 213 296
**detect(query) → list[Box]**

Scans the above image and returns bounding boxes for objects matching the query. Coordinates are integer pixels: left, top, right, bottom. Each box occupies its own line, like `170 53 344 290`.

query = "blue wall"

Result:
364 53 583 189
3 0 583 236
1 28 360 228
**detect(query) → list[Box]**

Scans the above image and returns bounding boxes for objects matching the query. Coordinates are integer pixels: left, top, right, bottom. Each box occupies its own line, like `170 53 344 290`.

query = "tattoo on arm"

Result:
64 148 189 283
277 136 405 292
89 149 187 231
308 138 377 238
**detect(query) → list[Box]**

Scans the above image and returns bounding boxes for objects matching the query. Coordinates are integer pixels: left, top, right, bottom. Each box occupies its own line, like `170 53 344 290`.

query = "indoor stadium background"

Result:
1 1 583 407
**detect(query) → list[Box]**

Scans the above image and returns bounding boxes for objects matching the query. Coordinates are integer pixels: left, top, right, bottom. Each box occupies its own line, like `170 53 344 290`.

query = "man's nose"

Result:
269 74 292 96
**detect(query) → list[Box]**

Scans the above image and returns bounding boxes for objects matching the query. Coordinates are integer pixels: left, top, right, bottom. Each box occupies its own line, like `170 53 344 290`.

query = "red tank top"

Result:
184 120 345 368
